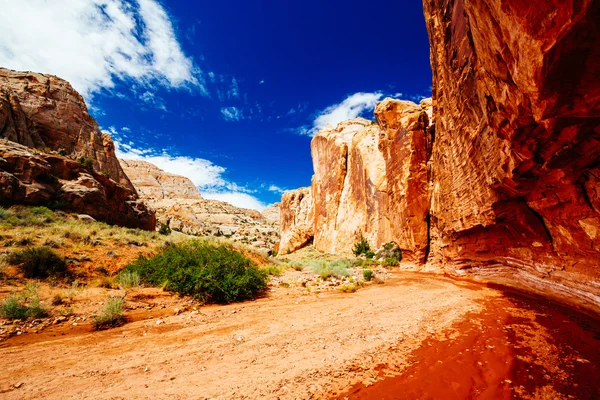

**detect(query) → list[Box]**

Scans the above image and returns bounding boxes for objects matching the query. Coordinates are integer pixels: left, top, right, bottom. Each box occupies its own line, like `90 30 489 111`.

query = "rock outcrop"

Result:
279 188 314 255
0 68 133 190
423 0 600 313
120 159 279 251
281 99 433 260
0 139 155 230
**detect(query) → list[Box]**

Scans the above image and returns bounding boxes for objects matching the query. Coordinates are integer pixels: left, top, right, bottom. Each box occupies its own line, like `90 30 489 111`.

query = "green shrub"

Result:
377 242 403 262
7 246 67 279
363 269 374 281
116 270 140 289
309 259 351 280
93 296 125 330
124 241 267 304
0 283 47 320
383 257 399 267
0 294 29 319
158 223 171 235
352 234 371 257
365 250 375 259
77 157 94 171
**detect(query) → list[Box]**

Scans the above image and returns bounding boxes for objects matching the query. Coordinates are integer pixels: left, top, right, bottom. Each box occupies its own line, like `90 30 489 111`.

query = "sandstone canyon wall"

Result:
121 159 279 251
423 0 600 313
279 99 432 261
280 1 600 313
0 68 133 190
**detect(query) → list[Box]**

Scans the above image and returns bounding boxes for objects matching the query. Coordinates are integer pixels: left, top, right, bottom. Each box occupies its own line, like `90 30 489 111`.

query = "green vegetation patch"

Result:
7 246 67 279
124 241 267 304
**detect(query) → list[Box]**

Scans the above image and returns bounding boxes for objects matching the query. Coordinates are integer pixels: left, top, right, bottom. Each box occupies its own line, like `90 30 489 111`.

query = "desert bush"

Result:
352 234 371 257
376 242 403 262
124 241 267 304
0 294 29 319
309 259 351 280
382 257 399 267
93 296 125 330
77 157 94 171
116 270 140 289
363 269 374 281
158 223 171 235
0 283 47 320
262 264 283 277
7 246 67 279
339 283 358 293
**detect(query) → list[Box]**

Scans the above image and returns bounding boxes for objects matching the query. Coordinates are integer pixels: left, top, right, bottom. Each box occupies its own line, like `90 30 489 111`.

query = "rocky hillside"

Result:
0 68 132 190
280 1 600 314
0 68 154 230
120 159 279 251
0 139 154 229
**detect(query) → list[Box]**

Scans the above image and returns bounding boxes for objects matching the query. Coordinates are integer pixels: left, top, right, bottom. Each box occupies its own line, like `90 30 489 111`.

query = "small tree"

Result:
352 233 371 257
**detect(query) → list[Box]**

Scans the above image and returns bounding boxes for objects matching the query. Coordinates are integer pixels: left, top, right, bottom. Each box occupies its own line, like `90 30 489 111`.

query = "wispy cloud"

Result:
297 92 383 137
139 91 167 111
109 127 268 210
267 185 286 194
0 0 202 100
220 107 243 121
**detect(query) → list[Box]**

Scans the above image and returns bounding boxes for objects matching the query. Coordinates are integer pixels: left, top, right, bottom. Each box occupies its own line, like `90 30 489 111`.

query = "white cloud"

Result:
228 78 240 99
0 0 201 99
201 191 267 211
110 128 268 210
294 92 383 137
311 92 382 134
221 107 243 121
267 185 286 194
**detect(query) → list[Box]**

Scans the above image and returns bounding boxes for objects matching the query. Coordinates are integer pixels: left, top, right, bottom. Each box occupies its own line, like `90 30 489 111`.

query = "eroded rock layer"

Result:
0 139 155 230
120 159 279 251
0 68 133 190
423 0 600 313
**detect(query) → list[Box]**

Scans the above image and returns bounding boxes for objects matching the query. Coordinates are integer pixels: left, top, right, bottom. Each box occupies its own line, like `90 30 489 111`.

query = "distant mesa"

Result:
120 159 279 251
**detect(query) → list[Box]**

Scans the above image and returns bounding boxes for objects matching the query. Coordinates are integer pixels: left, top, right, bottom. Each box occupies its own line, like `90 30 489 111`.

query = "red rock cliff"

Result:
0 68 133 191
423 0 600 313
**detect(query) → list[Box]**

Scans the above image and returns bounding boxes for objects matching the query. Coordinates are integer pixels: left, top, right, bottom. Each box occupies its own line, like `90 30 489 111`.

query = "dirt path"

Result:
0 273 498 399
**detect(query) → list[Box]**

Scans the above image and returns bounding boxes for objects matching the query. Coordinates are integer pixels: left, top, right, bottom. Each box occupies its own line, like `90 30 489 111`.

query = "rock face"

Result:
0 139 155 230
120 159 279 251
0 68 133 190
279 188 314 255
423 0 600 313
284 99 433 260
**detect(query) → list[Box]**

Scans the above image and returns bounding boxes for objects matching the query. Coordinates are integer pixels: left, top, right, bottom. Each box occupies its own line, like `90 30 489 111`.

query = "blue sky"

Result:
0 0 431 210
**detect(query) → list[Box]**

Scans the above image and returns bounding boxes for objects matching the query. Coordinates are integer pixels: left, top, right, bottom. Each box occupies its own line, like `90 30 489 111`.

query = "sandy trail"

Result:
0 273 497 399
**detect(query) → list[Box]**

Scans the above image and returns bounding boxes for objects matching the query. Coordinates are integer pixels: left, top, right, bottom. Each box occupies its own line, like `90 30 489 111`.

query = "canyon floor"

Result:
1 269 598 400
